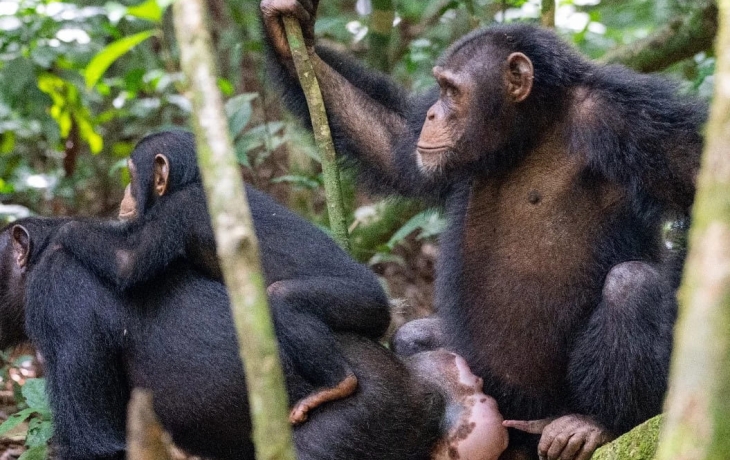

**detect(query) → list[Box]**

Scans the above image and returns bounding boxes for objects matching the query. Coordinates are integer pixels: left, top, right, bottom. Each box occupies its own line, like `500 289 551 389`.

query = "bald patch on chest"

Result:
459 126 624 391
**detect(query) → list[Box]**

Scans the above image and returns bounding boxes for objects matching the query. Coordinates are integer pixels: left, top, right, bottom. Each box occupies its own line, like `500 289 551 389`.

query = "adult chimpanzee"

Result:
263 1 705 458
55 130 392 424
0 218 508 460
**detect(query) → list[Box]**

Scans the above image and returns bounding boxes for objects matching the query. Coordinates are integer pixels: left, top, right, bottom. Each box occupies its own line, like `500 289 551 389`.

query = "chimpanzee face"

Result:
119 159 139 220
0 224 30 349
416 46 533 177
118 154 170 220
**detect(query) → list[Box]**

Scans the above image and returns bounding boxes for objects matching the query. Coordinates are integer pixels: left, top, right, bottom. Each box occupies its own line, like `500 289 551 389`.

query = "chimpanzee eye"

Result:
443 84 459 99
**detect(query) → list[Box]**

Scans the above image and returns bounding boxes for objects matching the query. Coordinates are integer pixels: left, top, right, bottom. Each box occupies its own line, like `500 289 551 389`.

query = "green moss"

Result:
592 416 662 460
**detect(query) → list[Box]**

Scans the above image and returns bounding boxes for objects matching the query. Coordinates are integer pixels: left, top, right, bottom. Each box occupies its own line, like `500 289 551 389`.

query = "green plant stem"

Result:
283 17 351 252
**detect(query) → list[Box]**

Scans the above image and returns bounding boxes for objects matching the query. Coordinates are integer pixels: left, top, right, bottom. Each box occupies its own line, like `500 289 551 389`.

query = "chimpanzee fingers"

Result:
575 432 601 460
503 418 551 434
261 0 311 25
558 433 585 460
546 431 573 460
537 426 557 459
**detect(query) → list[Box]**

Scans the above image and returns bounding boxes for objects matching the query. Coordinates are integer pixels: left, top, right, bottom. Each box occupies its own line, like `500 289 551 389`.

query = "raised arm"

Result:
262 0 446 199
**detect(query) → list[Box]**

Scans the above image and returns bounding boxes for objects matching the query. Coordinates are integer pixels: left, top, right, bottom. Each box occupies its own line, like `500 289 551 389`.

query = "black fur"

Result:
267 21 704 450
56 131 391 395
1 217 444 460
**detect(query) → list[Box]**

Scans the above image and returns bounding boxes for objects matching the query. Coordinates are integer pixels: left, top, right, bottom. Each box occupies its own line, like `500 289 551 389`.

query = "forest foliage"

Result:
0 1 723 456
0 0 716 237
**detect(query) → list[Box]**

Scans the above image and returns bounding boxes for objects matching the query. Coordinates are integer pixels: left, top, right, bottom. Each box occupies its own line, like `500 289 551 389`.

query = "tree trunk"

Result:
172 1 296 459
368 0 394 71
592 416 661 460
655 1 730 458
541 0 555 28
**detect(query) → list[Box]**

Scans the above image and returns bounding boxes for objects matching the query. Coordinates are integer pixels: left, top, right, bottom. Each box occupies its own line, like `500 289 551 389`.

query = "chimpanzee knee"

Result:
568 260 676 434
391 317 444 357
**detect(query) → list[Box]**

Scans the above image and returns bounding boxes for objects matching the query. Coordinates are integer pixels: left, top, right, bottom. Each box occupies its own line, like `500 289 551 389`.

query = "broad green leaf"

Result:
76 115 103 154
385 209 445 250
126 0 164 22
26 418 53 448
0 408 34 435
22 379 49 412
85 31 156 89
18 445 47 460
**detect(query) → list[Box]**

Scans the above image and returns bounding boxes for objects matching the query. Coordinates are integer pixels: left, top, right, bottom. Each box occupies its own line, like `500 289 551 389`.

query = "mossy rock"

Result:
592 416 662 460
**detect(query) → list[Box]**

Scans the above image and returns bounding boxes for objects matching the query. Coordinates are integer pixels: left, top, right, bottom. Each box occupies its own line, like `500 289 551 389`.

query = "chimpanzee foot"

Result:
504 414 614 460
289 374 358 425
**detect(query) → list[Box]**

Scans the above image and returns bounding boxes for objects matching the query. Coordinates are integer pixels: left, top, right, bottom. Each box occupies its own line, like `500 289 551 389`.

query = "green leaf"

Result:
385 209 445 250
85 31 156 89
126 0 165 22
18 445 47 460
0 179 13 194
226 94 254 138
22 379 49 412
0 408 34 435
26 418 53 448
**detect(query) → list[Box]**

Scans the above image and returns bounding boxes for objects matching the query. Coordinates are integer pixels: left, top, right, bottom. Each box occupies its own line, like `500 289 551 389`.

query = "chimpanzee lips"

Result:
417 145 448 156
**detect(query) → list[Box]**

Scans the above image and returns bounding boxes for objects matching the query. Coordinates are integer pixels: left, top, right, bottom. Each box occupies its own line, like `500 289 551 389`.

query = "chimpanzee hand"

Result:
261 0 319 59
503 414 614 460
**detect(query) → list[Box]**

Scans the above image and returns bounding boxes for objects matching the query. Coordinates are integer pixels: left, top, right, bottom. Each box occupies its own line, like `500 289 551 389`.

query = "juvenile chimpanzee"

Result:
56 130 390 424
0 218 508 460
263 2 705 458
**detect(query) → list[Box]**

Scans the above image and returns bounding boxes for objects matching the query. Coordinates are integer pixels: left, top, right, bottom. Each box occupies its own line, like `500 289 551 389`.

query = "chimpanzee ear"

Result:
153 154 170 197
11 225 30 270
506 52 534 103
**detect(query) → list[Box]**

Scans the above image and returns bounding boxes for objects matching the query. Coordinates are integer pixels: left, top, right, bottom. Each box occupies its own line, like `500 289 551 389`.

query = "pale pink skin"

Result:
431 353 508 460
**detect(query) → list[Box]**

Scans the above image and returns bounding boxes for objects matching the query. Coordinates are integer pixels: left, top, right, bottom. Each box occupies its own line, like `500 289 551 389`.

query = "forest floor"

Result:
0 238 436 459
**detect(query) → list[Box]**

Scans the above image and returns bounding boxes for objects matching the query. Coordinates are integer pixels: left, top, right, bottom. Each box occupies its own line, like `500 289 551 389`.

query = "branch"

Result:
283 18 351 251
600 0 717 72
172 1 296 459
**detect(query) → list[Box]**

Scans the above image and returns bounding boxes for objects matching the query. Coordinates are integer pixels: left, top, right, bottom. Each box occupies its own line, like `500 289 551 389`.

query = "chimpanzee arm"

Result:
25 249 128 459
567 261 676 435
575 68 706 216
262 0 447 200
57 187 217 290
267 275 391 340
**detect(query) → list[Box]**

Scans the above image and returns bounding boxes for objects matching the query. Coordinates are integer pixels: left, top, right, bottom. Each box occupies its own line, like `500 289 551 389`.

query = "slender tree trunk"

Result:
541 0 555 28
172 1 296 459
368 0 394 71
655 2 730 458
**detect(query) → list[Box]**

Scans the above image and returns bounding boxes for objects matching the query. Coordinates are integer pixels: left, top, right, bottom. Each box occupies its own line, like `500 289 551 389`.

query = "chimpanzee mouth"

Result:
416 145 449 157
118 210 136 220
